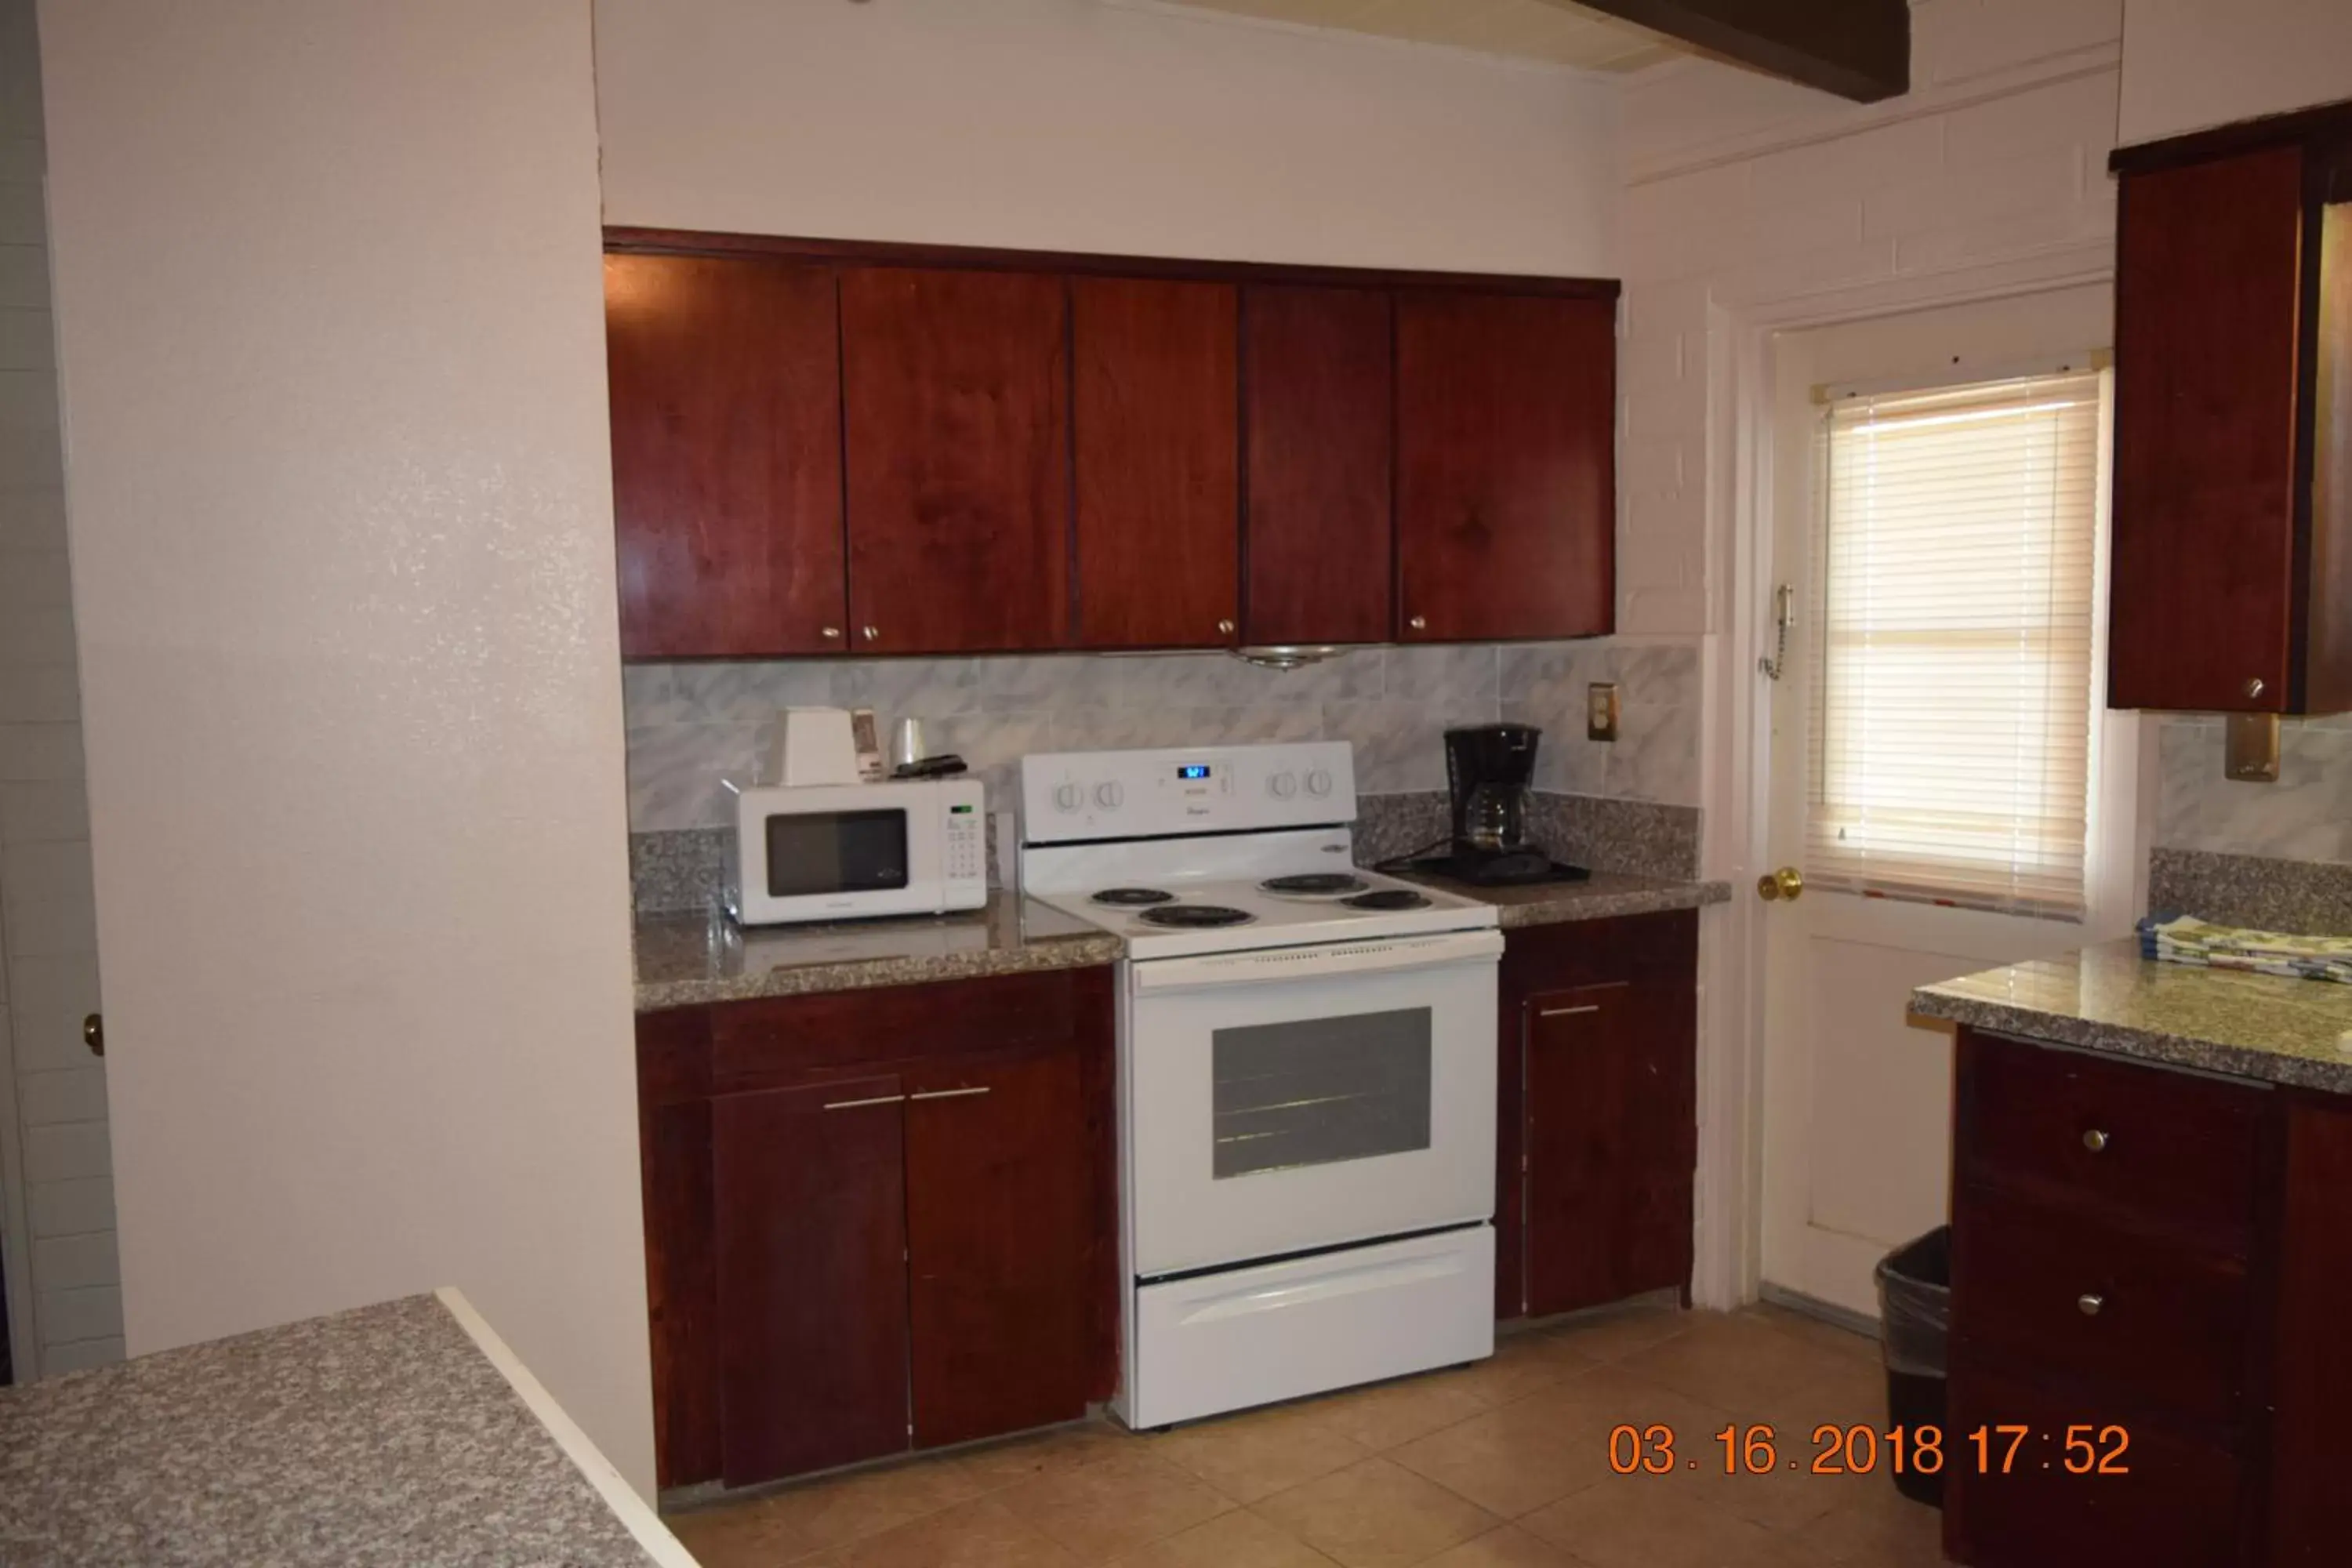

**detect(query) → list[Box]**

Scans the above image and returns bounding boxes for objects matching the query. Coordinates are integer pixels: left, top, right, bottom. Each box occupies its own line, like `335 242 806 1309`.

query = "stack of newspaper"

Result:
2138 915 2352 985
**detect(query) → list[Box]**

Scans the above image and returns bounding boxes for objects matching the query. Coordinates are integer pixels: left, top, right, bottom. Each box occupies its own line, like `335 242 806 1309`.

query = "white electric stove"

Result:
1021 742 1501 1430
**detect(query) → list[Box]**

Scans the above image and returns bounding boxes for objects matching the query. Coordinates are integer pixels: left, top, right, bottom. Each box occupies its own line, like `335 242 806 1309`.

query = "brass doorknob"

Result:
1757 866 1804 902
83 1013 103 1058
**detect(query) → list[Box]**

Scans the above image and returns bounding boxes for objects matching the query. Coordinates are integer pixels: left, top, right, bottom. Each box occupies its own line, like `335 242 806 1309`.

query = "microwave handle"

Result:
1131 928 1503 994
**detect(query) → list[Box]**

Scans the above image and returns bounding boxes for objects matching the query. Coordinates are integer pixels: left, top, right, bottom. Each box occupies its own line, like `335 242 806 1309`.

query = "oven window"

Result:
1211 1008 1432 1178
764 809 910 898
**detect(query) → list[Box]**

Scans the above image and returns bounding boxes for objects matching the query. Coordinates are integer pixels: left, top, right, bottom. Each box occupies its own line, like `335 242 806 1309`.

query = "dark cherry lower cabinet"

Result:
1496 911 1698 1319
1944 1026 2352 1566
638 968 1117 1490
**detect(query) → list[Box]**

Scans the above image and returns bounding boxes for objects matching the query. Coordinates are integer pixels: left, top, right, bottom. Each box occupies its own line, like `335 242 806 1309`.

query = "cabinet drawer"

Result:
1958 1031 2265 1251
1950 1365 2246 1568
710 967 1099 1088
1954 1187 2251 1427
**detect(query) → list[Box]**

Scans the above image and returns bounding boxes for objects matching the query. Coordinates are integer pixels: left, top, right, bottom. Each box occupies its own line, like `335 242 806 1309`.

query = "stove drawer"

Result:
1123 1224 1494 1429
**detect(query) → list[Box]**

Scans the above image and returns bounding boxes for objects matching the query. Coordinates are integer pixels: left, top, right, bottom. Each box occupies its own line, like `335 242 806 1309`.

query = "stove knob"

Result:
1094 781 1124 809
1053 782 1083 812
1269 772 1298 800
1305 768 1334 797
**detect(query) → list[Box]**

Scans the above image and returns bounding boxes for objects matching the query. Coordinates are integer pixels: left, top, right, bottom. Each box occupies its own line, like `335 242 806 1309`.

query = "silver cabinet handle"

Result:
1408 615 1428 631
1540 1004 1602 1018
909 1086 992 1102
2246 677 2266 699
862 626 880 641
2082 1128 2110 1153
821 626 841 641
822 1093 907 1111
2077 1292 2104 1317
1217 619 1236 636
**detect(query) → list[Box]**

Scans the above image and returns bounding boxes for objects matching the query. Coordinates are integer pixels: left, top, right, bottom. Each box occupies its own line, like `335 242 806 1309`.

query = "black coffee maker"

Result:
1399 724 1588 887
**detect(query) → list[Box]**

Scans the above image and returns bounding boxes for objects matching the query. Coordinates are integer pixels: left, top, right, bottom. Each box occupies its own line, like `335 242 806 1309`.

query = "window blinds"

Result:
1806 369 2106 919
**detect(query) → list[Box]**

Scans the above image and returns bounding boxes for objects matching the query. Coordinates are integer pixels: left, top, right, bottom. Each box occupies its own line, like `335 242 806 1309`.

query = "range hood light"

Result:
1229 645 1352 671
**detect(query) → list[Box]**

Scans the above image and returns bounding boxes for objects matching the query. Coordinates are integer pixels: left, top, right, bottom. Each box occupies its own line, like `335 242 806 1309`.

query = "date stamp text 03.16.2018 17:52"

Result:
1606 1422 2133 1479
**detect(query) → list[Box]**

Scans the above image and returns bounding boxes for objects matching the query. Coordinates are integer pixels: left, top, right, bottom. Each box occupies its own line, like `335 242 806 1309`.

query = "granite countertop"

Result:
0 1293 672 1567
1911 937 2352 1094
1394 868 1735 929
634 891 1123 1011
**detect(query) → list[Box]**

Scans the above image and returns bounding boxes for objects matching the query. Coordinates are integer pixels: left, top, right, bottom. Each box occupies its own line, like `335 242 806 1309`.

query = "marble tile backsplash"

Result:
2154 714 2352 866
622 640 1704 833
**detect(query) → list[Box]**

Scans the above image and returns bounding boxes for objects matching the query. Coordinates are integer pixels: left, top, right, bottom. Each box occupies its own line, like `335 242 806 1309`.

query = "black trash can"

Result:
1875 1225 1951 1507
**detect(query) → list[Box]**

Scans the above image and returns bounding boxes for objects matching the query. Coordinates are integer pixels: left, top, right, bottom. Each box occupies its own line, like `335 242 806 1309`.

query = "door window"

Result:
1808 368 2107 917
1211 1008 1432 1178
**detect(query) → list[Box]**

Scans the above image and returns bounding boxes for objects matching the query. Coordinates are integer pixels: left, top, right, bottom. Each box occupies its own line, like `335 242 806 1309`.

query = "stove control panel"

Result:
1019 742 1357 843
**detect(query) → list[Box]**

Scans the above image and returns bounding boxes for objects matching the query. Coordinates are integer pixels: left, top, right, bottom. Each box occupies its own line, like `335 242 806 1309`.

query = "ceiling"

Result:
1152 0 1683 73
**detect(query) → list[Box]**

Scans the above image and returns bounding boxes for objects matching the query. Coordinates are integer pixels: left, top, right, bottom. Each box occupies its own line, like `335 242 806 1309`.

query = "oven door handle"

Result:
1131 928 1503 993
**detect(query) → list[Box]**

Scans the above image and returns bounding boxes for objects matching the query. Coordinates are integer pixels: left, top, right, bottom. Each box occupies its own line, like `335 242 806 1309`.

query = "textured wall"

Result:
594 0 1618 276
622 641 1703 833
0 0 117 1379
40 0 652 1490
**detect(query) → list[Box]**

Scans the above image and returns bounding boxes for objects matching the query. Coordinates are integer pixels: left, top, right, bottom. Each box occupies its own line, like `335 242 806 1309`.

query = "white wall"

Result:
0 0 118 1383
38 0 652 1490
595 0 1617 277
2120 0 2352 145
1617 0 2124 636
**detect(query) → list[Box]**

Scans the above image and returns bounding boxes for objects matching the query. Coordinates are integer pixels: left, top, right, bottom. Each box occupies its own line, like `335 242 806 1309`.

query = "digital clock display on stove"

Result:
1177 764 1213 780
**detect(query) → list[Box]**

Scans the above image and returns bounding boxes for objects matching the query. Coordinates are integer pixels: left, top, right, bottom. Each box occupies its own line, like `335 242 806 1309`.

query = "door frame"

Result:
1691 239 2121 1313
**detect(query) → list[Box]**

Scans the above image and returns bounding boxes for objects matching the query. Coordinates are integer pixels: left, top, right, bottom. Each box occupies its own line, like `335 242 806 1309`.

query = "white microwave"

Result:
723 777 988 926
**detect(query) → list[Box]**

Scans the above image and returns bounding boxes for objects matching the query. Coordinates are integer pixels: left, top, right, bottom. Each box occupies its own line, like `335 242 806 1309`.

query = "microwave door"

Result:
766 808 912 899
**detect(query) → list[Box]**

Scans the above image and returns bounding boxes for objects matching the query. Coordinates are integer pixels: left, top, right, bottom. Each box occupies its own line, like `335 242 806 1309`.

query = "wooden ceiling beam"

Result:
1560 0 1909 103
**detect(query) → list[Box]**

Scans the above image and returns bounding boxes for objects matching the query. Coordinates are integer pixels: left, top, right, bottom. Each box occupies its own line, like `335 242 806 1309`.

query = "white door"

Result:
1758 287 2146 1316
1125 930 1501 1277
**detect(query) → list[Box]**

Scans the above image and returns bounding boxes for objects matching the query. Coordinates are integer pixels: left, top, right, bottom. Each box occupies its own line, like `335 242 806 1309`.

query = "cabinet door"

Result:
2111 147 2306 712
1243 285 1394 646
841 267 1071 654
1396 292 1614 643
604 254 847 659
1523 978 1694 1316
712 1076 909 1486
1073 278 1240 648
904 1048 1094 1449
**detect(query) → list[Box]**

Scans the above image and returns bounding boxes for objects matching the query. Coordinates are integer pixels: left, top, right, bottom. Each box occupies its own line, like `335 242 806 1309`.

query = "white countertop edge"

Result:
434 1286 697 1568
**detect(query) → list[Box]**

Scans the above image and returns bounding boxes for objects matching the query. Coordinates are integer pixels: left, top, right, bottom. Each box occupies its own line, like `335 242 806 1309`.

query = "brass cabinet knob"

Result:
820 626 841 641
1217 619 1236 636
861 626 880 642
1756 866 1804 902
1408 615 1428 632
83 1013 103 1058
2246 677 2266 699
2077 1292 2105 1317
2082 1128 2110 1153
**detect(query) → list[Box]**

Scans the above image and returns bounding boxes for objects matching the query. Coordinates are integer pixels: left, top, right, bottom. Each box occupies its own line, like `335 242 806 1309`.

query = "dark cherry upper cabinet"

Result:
1072 278 1240 648
604 254 847 659
1242 285 1395 646
1396 291 1617 644
840 267 1072 655
711 1076 911 1488
1496 912 1697 1320
2108 116 2352 714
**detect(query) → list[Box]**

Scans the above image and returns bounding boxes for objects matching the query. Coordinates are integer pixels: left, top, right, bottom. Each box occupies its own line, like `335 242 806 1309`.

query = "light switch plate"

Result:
1587 682 1619 742
2225 713 2280 782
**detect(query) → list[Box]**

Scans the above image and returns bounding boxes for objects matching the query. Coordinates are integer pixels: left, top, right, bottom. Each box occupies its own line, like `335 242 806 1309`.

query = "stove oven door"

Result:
1124 927 1502 1278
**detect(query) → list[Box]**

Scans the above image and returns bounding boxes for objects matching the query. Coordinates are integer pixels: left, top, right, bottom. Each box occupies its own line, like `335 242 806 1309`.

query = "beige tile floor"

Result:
665 1302 1951 1568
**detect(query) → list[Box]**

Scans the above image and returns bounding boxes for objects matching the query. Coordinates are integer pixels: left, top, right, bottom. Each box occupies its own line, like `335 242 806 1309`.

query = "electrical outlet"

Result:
1587 681 1619 742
